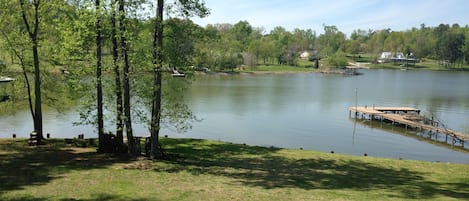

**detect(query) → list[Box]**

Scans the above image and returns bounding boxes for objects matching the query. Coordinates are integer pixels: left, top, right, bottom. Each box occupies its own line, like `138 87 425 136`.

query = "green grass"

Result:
215 60 319 74
348 54 375 63
367 59 469 71
1 138 469 200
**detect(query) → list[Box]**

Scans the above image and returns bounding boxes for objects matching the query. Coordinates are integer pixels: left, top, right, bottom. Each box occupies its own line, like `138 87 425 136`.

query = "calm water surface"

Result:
1 69 469 163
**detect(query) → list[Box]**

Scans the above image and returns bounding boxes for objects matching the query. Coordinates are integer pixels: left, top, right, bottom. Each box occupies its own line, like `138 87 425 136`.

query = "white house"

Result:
300 51 310 60
378 52 416 64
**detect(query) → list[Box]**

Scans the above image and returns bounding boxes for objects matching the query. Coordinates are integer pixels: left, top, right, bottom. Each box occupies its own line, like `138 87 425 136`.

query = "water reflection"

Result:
1 70 469 163
351 117 469 153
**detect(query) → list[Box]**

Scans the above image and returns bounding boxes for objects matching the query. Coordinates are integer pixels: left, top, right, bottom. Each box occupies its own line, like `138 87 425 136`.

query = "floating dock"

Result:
0 76 15 83
349 106 469 147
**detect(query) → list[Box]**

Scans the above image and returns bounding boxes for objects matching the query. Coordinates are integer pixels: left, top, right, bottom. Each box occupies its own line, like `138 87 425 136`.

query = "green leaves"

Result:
169 0 210 18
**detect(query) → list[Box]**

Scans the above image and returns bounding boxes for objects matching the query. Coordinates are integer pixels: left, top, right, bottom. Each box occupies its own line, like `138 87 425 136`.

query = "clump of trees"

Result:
0 0 208 158
195 23 469 69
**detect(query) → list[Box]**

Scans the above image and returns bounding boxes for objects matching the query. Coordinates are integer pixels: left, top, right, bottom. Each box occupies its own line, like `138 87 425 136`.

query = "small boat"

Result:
0 76 15 83
0 76 14 102
61 68 70 75
171 70 185 77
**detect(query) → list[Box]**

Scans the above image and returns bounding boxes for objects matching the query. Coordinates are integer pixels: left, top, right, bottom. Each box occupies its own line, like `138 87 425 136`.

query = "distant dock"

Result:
349 106 468 147
0 76 15 83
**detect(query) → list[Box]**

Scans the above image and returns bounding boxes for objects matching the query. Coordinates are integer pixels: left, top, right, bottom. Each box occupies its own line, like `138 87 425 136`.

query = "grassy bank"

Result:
367 59 469 71
1 138 468 200
211 60 319 74
241 65 316 73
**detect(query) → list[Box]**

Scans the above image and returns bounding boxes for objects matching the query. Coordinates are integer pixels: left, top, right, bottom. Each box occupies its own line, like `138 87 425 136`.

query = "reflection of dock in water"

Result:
350 117 469 153
349 106 469 148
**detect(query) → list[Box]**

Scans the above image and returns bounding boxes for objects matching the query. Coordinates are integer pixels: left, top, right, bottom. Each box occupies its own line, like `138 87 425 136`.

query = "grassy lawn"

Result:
234 60 319 73
367 59 469 71
1 138 468 201
348 54 375 63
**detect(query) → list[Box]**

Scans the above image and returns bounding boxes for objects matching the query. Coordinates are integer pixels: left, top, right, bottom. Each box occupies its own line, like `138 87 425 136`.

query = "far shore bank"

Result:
193 62 469 76
3 61 469 78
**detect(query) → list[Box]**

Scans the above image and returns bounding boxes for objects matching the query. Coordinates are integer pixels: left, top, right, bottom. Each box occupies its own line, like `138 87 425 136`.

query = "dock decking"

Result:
349 106 468 146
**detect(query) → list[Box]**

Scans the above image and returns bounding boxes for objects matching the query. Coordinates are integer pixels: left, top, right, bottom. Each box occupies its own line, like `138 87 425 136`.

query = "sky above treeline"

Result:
191 0 469 36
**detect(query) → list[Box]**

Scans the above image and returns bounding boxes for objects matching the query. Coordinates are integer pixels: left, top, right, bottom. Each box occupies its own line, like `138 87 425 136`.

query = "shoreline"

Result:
3 62 469 77
3 137 468 164
194 63 469 76
194 70 316 76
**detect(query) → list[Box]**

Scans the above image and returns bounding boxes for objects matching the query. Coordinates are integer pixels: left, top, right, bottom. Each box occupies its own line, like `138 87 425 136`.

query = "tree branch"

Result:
0 31 35 121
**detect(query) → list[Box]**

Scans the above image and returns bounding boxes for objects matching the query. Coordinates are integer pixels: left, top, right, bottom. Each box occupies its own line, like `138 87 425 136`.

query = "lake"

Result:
1 69 469 163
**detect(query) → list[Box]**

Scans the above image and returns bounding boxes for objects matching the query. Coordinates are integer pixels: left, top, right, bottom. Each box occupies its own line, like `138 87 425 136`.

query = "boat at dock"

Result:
0 76 14 102
171 69 185 77
0 76 15 83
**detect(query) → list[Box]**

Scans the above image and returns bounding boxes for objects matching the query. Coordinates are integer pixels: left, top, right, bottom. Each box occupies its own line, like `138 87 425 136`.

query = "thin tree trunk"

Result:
21 59 35 125
150 0 164 159
32 38 43 143
95 0 105 152
256 46 259 66
119 0 134 155
20 0 43 144
111 0 123 145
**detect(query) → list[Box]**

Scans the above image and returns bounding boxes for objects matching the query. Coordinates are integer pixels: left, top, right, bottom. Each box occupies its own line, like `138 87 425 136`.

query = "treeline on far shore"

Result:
2 1 469 73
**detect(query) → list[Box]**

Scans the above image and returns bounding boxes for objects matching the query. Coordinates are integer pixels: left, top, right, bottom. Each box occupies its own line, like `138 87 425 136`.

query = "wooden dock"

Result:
349 106 469 147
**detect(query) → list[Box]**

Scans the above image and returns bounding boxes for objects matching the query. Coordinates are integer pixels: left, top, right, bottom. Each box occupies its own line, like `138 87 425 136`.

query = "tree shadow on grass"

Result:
157 138 469 200
0 194 154 201
0 139 133 196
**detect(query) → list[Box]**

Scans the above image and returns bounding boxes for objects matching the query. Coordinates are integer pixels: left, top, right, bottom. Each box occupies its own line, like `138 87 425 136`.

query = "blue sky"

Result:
191 0 469 36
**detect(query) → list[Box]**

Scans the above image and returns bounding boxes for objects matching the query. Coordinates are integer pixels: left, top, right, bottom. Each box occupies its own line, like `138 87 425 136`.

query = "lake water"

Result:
1 69 469 163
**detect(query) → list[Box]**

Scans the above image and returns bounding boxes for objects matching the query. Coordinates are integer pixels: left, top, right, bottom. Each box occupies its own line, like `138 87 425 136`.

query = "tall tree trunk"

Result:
95 0 105 152
119 0 134 155
32 36 43 144
150 0 164 159
111 0 123 145
20 0 43 144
